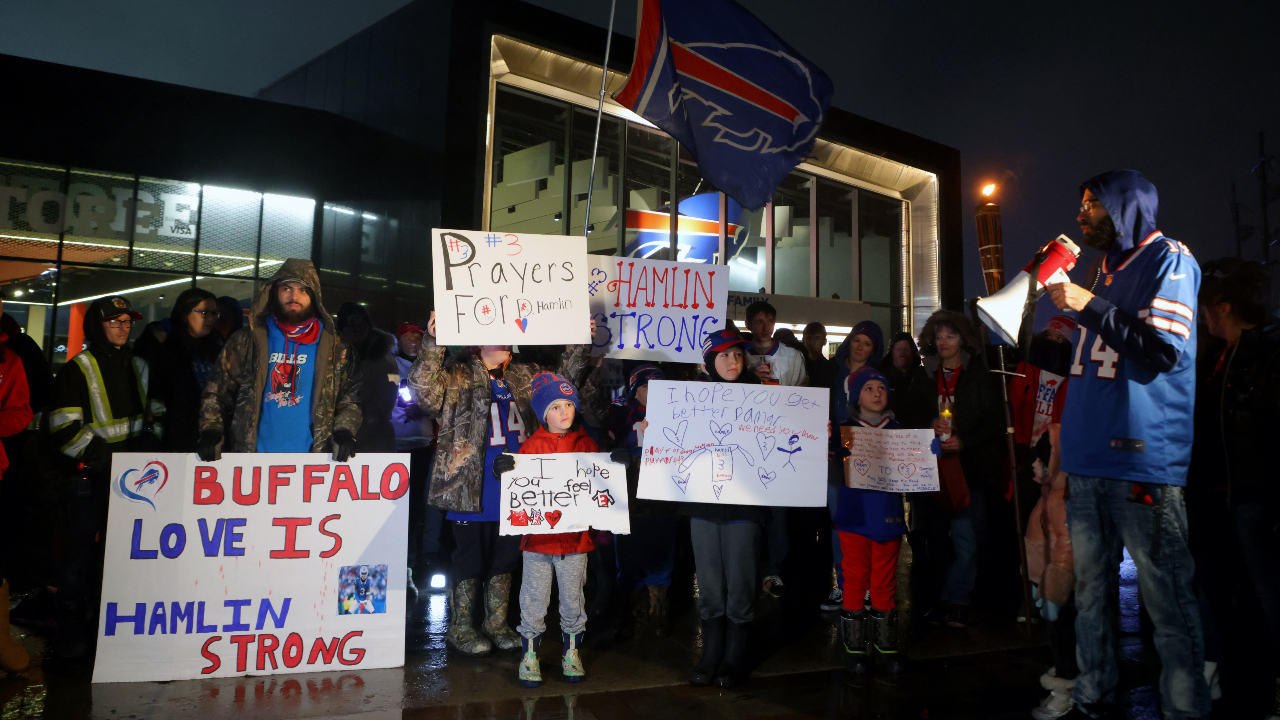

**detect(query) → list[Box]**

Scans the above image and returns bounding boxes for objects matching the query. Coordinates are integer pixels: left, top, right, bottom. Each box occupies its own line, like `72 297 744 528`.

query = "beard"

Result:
275 303 315 324
1081 215 1119 251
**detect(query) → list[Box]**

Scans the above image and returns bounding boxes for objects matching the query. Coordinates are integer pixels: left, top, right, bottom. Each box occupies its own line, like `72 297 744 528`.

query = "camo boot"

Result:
445 579 492 656
481 574 522 651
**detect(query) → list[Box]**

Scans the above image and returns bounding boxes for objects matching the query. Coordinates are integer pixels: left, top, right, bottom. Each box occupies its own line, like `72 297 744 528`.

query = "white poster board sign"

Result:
431 228 590 345
637 380 828 507
841 427 940 492
498 453 630 535
587 255 727 363
92 453 410 683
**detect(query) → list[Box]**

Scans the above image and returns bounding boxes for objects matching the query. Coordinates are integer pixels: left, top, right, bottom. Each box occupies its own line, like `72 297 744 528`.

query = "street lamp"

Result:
974 183 1004 295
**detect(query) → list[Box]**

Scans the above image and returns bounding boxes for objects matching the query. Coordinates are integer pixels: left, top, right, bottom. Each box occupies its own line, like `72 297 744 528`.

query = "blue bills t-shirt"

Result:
256 317 318 453
447 375 529 522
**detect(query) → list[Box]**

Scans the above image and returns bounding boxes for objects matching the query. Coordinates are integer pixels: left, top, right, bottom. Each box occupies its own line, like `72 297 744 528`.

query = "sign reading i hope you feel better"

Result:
92 453 410 683
432 229 590 346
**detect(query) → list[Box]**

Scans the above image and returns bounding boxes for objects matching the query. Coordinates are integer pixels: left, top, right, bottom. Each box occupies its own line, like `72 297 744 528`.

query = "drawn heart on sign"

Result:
671 473 690 494
758 468 777 486
852 458 871 476
712 484 724 500
898 463 917 479
710 421 732 444
545 510 562 529
756 433 776 461
514 318 528 333
663 420 689 449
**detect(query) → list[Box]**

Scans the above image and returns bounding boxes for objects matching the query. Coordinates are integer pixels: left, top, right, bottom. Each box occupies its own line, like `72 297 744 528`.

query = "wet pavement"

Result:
2 551 1273 719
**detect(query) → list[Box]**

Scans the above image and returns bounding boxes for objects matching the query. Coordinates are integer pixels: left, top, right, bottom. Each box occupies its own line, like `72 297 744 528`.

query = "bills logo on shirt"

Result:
267 353 309 408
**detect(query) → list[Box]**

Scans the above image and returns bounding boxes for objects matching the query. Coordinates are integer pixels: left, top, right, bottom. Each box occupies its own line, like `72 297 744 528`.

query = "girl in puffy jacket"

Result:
502 372 625 688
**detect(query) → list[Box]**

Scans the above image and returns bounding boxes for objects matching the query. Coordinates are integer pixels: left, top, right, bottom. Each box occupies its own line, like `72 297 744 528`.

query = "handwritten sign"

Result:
637 380 828 507
93 453 410 683
841 427 940 493
499 453 630 535
431 228 590 345
587 256 727 363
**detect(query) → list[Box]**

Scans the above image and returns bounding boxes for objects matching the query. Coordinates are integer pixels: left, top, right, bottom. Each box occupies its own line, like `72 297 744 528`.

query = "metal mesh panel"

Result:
0 159 64 261
132 177 200 273
197 186 262 277
258 193 314 277
63 169 133 266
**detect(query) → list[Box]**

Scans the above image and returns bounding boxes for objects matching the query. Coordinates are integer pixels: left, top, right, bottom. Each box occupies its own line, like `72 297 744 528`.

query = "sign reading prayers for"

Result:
637 380 828 507
499 453 630 535
431 228 590 346
587 255 727 363
92 453 410 684
841 427 940 493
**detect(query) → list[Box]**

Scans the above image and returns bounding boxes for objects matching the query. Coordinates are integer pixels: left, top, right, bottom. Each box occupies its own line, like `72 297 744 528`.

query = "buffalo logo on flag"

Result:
616 0 834 210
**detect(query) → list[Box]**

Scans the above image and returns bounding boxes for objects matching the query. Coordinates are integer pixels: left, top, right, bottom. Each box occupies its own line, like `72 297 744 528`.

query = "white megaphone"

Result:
976 235 1081 346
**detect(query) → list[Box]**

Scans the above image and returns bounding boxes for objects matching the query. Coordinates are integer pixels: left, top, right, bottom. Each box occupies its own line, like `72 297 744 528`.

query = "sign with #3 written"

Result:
92 453 410 683
499 453 630 536
431 228 591 346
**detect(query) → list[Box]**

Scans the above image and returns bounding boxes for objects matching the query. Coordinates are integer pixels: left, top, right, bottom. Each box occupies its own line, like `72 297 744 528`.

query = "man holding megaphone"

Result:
1044 170 1208 720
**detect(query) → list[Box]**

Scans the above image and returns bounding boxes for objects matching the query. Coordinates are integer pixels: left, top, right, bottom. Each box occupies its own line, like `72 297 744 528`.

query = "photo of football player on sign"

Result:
338 564 388 614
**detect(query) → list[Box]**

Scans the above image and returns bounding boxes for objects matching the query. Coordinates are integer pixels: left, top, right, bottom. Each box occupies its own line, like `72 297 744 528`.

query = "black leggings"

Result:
449 520 521 582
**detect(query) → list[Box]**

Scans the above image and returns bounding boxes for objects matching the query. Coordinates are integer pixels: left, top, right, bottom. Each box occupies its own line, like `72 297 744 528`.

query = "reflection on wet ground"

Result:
1 549 1271 718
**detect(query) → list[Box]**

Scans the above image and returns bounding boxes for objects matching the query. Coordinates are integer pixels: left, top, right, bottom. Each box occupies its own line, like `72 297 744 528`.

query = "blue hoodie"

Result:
830 320 885 424
1060 170 1200 486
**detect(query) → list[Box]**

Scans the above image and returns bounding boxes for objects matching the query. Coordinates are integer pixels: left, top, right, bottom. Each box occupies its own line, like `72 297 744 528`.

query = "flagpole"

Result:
582 0 618 239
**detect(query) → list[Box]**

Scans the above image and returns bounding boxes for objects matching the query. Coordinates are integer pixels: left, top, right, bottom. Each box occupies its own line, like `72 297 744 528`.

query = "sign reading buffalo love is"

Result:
587 255 726 363
499 453 630 536
92 453 410 683
431 228 590 346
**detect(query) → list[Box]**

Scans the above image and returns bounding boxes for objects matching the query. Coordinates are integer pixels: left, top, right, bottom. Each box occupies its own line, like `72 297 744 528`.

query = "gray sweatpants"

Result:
516 551 589 638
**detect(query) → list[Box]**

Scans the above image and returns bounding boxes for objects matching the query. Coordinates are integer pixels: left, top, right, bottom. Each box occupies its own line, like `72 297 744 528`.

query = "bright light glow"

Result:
13 290 23 297
981 184 996 197
429 574 446 589
362 213 379 221
59 260 284 305
326 204 356 216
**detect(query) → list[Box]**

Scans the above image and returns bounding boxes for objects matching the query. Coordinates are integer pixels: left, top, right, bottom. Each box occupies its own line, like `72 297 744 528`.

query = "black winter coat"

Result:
155 331 223 452
902 351 1006 491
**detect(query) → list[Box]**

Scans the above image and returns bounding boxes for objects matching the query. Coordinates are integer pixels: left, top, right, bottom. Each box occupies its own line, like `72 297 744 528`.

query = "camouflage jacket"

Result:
407 341 588 513
199 259 362 453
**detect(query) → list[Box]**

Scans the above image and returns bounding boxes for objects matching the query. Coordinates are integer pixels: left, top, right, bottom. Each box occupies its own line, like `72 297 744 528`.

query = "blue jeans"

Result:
828 483 843 588
940 488 984 606
1066 475 1209 719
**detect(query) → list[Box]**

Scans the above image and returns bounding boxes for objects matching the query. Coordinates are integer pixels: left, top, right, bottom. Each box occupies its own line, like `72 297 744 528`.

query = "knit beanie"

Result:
531 372 580 423
627 364 664 402
850 320 885 365
847 365 890 415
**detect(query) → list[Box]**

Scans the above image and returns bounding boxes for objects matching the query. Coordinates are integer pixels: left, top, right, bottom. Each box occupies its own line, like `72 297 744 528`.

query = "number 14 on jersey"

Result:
1071 329 1119 379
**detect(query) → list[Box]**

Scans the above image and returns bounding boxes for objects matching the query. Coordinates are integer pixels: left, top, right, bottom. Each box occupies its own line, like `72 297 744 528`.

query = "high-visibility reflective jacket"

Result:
49 342 164 470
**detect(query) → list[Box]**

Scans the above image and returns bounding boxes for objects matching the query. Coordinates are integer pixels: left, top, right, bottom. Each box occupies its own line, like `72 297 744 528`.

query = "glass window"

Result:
50 267 194 369
622 122 674 259
0 159 65 261
728 201 766 293
64 168 133 267
772 172 812 297
489 86 568 235
816 178 855 301
673 146 724 265
133 177 200 273
859 190 902 305
198 185 262 277
259 193 315 277
568 107 622 251
0 260 57 350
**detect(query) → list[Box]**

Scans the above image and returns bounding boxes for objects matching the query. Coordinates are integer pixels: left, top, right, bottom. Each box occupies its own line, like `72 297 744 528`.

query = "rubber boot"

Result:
712 621 750 688
0 580 30 673
445 579 493 656
840 608 872 675
406 567 419 602
614 588 646 641
689 616 725 686
870 608 907 673
649 585 670 638
480 574 521 651
518 635 542 687
561 632 586 683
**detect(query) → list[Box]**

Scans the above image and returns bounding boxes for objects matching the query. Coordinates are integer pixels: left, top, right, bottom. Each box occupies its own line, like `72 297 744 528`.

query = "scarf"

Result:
276 317 321 406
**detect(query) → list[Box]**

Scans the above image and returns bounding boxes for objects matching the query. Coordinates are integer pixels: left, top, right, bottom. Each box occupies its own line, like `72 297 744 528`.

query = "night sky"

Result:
4 0 1278 305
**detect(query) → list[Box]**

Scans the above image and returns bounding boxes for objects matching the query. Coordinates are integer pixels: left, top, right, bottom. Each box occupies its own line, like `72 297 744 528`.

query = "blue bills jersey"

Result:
446 375 529 522
1061 233 1200 485
355 576 372 601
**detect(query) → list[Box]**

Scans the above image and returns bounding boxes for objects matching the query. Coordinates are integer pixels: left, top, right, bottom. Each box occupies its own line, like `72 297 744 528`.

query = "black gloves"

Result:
609 447 631 466
332 430 357 463
196 430 222 462
493 452 516 479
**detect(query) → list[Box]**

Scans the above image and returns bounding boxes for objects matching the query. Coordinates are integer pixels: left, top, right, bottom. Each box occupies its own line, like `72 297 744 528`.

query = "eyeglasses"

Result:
104 318 134 328
1080 200 1103 213
191 309 222 319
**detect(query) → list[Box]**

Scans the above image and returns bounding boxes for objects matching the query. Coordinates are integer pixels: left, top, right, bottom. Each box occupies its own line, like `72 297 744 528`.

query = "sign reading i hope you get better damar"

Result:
431 229 590 346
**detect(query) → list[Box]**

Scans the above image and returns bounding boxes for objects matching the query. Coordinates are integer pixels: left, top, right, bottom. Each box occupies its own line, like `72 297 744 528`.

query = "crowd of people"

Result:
0 170 1277 720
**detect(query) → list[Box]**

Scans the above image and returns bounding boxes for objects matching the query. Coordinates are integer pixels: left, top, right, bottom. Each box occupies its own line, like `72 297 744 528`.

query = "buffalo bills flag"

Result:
615 0 834 211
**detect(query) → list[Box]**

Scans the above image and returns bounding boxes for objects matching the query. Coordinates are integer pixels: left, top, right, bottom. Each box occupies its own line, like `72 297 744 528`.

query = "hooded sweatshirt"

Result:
830 321 885 423
1060 170 1200 485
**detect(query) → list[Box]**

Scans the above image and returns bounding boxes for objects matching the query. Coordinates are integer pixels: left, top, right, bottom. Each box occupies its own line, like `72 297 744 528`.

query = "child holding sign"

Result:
496 372 622 687
833 366 910 675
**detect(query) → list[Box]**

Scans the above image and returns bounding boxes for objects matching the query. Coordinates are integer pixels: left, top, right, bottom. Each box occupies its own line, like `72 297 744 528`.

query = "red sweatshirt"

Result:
0 339 33 477
517 426 598 555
